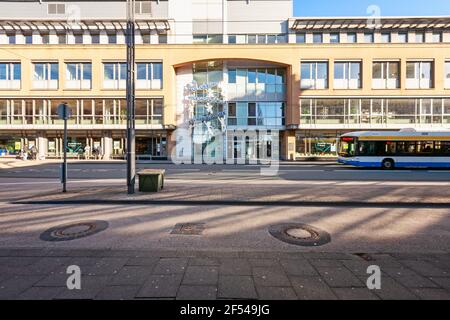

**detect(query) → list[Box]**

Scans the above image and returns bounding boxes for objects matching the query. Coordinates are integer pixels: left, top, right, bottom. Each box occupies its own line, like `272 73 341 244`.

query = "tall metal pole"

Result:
62 107 68 193
126 0 136 194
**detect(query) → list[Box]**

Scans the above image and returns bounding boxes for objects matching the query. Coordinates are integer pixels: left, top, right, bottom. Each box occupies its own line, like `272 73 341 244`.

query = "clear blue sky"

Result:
293 0 450 17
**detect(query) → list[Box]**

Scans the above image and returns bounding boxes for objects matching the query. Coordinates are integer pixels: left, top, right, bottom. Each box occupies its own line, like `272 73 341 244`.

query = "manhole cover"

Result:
171 223 205 235
269 223 331 247
40 220 109 242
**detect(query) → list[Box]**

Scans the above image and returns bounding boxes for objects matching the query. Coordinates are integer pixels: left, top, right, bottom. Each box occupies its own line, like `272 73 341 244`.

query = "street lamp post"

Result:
126 0 136 194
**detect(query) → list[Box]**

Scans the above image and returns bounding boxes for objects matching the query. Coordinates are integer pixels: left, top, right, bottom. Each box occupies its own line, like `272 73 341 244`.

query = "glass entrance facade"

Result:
176 60 287 162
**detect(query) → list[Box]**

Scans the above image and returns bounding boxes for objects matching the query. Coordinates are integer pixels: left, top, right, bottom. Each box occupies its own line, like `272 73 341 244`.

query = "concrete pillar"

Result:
37 133 48 160
282 130 296 161
103 132 113 160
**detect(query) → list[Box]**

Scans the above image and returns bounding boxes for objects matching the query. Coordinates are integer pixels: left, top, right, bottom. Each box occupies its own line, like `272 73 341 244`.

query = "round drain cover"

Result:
40 220 109 242
269 223 331 247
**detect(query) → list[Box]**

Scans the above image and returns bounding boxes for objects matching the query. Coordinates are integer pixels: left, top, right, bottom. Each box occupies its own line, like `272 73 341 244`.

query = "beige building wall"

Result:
1 42 449 159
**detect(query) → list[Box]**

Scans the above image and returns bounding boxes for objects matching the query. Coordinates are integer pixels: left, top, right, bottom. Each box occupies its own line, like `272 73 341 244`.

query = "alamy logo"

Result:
366 5 382 29
66 265 81 290
366 265 381 290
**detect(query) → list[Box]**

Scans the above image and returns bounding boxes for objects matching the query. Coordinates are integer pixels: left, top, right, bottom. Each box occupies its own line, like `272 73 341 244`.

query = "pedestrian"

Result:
92 147 98 160
96 146 103 160
84 144 91 160
31 146 37 160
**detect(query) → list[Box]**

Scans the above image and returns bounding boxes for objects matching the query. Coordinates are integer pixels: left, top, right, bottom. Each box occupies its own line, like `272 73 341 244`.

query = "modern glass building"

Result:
0 0 449 161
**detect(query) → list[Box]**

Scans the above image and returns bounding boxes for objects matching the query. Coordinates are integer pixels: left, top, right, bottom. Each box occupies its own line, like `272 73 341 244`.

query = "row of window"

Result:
301 61 450 90
228 34 287 44
296 31 446 44
2 60 449 92
4 30 447 45
3 32 168 45
300 98 450 126
0 62 163 90
193 34 288 45
0 98 164 125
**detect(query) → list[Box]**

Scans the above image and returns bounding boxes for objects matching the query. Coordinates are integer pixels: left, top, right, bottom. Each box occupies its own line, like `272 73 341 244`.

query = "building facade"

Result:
0 0 449 161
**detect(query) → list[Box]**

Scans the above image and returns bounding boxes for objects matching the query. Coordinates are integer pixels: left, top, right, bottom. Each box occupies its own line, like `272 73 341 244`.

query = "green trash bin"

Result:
137 169 165 192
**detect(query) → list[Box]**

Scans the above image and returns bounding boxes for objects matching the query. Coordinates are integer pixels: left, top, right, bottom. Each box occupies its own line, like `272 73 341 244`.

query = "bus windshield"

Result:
339 137 356 157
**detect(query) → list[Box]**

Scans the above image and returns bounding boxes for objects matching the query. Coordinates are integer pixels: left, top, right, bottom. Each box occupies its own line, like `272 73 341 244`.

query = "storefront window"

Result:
387 99 417 124
24 100 33 124
94 100 104 124
135 99 147 124
152 99 164 125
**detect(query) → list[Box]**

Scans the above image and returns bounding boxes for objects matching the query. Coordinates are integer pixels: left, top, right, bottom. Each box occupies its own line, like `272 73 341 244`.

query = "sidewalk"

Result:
0 248 449 300
12 178 450 207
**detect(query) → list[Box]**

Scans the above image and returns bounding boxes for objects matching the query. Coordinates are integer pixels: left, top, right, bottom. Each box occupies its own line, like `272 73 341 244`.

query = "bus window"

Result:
339 137 355 157
417 141 434 154
358 141 376 156
395 141 416 155
435 141 450 156
385 141 396 155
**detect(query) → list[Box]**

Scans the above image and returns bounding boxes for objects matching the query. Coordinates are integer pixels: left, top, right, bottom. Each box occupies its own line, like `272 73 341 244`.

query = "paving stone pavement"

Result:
0 249 449 300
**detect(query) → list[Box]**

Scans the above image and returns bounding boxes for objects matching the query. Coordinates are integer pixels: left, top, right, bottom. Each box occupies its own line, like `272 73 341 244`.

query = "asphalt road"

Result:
2 161 450 181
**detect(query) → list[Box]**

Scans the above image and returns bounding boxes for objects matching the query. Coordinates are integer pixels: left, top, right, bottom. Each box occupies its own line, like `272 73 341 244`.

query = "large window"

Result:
66 63 92 89
387 99 417 124
136 62 163 89
334 61 362 89
135 98 164 125
33 62 58 89
227 68 285 100
227 102 285 127
300 61 328 89
0 63 21 89
103 62 126 89
372 61 400 89
406 61 433 89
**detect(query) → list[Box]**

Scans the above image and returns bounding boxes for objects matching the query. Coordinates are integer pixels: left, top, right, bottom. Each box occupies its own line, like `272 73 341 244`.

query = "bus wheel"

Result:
381 159 395 170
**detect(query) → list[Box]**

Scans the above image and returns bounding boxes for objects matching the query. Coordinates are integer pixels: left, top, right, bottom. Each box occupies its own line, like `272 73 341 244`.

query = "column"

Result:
103 131 113 160
281 130 296 161
37 132 48 160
